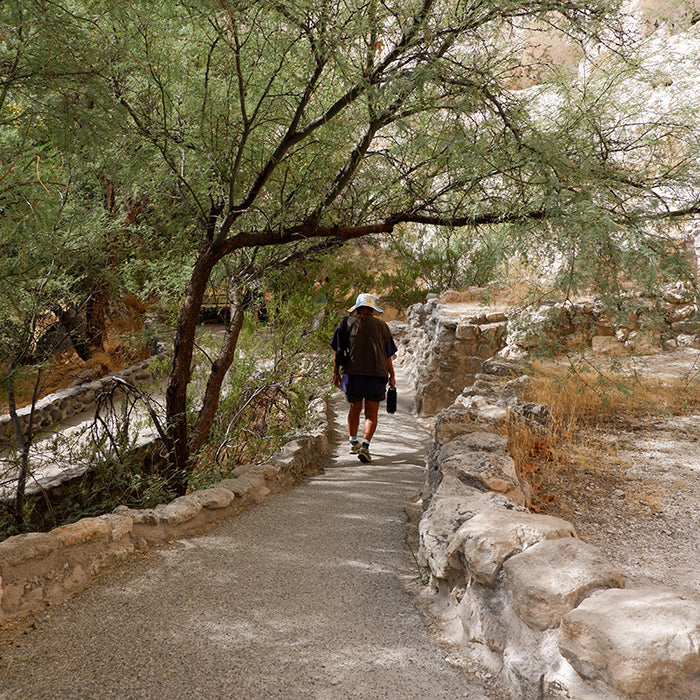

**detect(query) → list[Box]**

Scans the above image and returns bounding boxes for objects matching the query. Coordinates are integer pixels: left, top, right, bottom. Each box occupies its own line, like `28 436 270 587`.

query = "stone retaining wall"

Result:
392 298 507 416
395 289 700 419
416 357 700 699
502 288 700 360
0 398 331 626
0 355 165 449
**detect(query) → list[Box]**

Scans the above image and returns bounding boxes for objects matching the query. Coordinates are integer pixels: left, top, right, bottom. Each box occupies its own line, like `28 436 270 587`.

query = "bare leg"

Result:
362 400 380 441
348 401 363 438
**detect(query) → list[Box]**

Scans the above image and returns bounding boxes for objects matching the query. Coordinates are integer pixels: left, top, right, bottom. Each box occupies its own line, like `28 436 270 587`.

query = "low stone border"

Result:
417 358 700 699
0 354 165 449
0 397 331 626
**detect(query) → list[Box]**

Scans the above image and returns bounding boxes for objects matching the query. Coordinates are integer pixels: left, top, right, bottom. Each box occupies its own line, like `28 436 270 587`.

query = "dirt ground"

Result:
538 349 700 598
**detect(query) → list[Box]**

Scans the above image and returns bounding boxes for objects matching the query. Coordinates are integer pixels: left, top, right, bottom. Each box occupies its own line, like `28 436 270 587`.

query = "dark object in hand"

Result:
387 386 397 413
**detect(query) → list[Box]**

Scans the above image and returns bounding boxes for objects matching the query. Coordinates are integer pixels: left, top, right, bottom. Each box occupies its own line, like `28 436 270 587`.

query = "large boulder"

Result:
446 510 577 586
154 495 203 526
559 587 700 697
435 432 530 506
503 538 625 630
418 476 521 580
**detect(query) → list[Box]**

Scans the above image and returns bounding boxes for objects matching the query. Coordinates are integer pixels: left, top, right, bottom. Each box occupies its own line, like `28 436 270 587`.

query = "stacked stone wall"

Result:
393 298 507 416
414 347 700 698
503 287 700 360
0 354 166 449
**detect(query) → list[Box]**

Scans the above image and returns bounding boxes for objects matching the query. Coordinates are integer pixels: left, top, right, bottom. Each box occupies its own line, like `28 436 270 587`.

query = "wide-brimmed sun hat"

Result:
348 293 383 314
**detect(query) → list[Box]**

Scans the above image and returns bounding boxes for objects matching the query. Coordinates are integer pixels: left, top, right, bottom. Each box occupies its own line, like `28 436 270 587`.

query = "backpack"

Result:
335 316 352 368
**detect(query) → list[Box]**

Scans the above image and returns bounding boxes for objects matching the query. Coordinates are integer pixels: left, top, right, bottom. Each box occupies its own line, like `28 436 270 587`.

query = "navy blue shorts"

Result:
340 373 387 403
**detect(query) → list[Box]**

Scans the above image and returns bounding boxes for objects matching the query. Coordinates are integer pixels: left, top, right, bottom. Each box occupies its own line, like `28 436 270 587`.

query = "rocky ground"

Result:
535 349 700 599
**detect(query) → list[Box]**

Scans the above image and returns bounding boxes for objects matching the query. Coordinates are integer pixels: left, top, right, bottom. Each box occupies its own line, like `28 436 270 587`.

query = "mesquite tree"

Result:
4 0 700 491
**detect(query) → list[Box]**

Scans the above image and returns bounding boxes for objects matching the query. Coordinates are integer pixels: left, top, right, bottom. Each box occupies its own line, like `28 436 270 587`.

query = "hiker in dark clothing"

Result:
330 293 397 463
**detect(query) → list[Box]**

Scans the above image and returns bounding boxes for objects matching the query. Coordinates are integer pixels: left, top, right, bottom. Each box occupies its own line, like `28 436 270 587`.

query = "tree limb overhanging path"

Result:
0 378 488 699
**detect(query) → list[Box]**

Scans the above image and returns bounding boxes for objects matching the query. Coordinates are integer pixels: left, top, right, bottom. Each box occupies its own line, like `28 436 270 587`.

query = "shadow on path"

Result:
0 376 487 699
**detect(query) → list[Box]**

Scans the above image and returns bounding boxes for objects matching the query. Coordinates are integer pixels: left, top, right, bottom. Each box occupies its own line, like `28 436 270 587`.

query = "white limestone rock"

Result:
558 587 700 697
418 477 518 579
51 517 110 547
437 435 529 505
219 473 271 503
0 532 61 568
456 584 511 653
503 538 625 630
99 512 134 542
543 656 626 700
155 495 203 526
434 404 481 445
625 329 662 353
442 430 509 454
195 486 235 510
503 629 564 699
455 323 478 340
129 508 160 526
591 336 625 355
446 510 577 586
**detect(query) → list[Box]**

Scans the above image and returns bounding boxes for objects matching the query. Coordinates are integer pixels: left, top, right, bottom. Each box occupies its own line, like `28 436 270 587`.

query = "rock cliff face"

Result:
407 303 700 699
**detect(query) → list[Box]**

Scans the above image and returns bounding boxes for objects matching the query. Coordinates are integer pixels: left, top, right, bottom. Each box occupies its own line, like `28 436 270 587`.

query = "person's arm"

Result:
387 355 396 388
331 323 342 387
333 361 341 387
385 328 397 388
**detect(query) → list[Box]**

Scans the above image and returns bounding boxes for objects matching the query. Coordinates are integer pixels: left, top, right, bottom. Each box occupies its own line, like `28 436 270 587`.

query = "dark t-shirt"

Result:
330 314 397 377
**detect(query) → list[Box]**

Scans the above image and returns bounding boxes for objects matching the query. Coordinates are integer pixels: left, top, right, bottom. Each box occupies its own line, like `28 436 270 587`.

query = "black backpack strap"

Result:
335 316 351 367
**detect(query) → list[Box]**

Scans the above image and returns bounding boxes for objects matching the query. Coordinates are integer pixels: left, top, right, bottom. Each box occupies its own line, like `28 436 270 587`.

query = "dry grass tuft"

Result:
506 359 700 512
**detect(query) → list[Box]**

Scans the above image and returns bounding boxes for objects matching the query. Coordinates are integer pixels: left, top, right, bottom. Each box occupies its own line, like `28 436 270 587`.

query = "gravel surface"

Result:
0 382 500 699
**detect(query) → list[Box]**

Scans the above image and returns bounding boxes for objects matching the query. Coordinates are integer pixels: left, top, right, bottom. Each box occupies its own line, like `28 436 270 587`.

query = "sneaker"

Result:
358 444 372 463
349 440 360 454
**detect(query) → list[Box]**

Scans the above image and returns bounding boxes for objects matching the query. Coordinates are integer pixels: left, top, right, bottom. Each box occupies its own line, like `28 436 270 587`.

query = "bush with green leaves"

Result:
375 226 509 307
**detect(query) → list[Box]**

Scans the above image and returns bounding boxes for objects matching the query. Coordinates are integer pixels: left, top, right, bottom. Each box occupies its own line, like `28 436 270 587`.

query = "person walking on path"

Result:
330 293 397 464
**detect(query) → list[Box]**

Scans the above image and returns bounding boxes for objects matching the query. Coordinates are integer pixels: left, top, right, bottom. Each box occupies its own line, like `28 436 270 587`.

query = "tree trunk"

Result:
85 283 107 353
58 307 91 361
189 283 245 456
165 242 221 493
7 365 33 530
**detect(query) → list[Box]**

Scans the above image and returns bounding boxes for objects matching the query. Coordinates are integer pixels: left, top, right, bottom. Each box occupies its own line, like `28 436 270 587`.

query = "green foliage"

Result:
4 0 700 313
54 454 176 526
377 226 509 307
0 449 177 538
2 0 700 500
188 289 329 488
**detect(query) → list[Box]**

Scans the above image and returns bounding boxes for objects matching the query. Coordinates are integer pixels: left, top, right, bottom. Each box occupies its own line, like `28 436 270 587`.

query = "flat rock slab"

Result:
559 586 700 696
418 478 517 579
51 518 110 547
99 513 134 542
155 495 203 526
503 538 625 630
437 435 527 504
447 509 577 586
0 532 61 569
194 486 235 510
440 431 509 454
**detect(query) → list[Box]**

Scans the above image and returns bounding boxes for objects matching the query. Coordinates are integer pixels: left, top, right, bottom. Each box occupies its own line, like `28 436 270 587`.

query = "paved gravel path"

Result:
0 385 485 699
